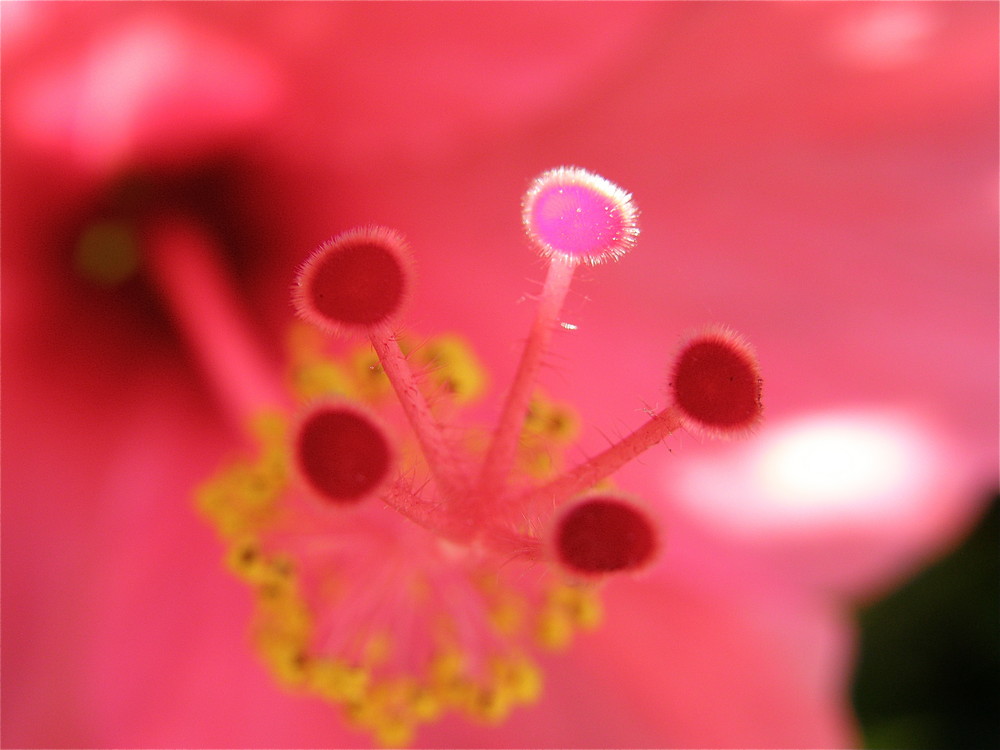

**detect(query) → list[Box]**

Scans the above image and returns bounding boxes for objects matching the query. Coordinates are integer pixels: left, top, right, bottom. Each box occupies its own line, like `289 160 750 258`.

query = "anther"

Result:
669 325 763 438
292 399 395 506
548 493 659 578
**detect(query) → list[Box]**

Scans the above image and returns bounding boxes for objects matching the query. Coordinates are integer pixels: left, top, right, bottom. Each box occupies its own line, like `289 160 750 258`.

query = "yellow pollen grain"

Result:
535 584 604 650
196 412 288 540
225 537 264 581
350 345 392 401
536 608 574 650
373 717 414 748
257 631 310 688
286 323 355 399
294 360 353 400
362 632 394 668
562 586 603 630
524 391 580 442
521 449 556 479
345 677 428 748
429 649 466 684
518 392 582 479
469 686 512 724
409 687 442 721
416 334 488 403
489 597 524 636
504 658 543 703
308 659 369 703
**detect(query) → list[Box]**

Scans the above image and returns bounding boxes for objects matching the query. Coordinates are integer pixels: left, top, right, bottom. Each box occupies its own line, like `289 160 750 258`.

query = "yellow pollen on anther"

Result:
415 334 488 403
196 326 605 746
349 345 393 402
556 584 604 630
520 391 581 478
287 323 354 399
253 577 313 689
536 606 574 650
308 658 370 703
197 413 288 539
524 391 580 442
535 583 603 649
503 657 543 703
489 596 525 636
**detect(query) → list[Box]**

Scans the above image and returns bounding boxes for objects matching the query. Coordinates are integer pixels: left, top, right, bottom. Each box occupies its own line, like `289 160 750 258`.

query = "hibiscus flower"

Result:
2 2 995 748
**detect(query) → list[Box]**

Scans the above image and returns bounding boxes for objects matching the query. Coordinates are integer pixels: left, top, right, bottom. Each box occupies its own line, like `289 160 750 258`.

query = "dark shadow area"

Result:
853 489 1000 749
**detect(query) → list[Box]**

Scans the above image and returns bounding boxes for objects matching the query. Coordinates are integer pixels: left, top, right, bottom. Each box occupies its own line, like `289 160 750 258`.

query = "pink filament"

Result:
370 329 467 501
477 257 576 499
517 406 682 514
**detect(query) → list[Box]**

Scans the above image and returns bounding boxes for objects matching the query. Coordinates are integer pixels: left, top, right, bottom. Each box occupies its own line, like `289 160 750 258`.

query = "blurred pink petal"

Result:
10 12 280 174
3 2 996 748
668 408 990 596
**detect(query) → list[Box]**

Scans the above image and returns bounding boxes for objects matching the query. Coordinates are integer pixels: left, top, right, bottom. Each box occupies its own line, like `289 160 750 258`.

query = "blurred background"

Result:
2 2 997 748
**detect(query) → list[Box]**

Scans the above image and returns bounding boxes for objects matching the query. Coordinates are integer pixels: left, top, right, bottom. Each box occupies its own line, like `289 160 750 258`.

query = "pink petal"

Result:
10 14 279 174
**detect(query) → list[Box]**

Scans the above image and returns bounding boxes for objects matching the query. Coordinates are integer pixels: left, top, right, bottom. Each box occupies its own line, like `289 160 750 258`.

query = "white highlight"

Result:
832 5 936 68
755 415 917 516
673 409 944 535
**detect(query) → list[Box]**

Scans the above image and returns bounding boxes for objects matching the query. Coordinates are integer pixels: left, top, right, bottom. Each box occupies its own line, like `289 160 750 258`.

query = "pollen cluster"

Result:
198 334 600 745
196 167 763 746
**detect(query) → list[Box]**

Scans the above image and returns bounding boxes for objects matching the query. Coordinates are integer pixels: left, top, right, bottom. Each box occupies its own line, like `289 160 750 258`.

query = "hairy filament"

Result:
517 406 683 513
370 328 467 498
478 257 576 498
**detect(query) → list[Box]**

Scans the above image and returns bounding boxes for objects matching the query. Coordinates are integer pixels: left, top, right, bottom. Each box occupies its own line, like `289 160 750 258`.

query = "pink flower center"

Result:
191 168 762 746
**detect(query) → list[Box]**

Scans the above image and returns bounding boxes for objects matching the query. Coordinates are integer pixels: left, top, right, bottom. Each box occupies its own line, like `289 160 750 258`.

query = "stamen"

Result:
292 400 395 506
146 217 289 424
548 494 659 577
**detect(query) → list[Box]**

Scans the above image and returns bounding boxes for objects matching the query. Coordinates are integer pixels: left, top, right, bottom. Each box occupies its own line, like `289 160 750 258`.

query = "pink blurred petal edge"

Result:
2 2 996 748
